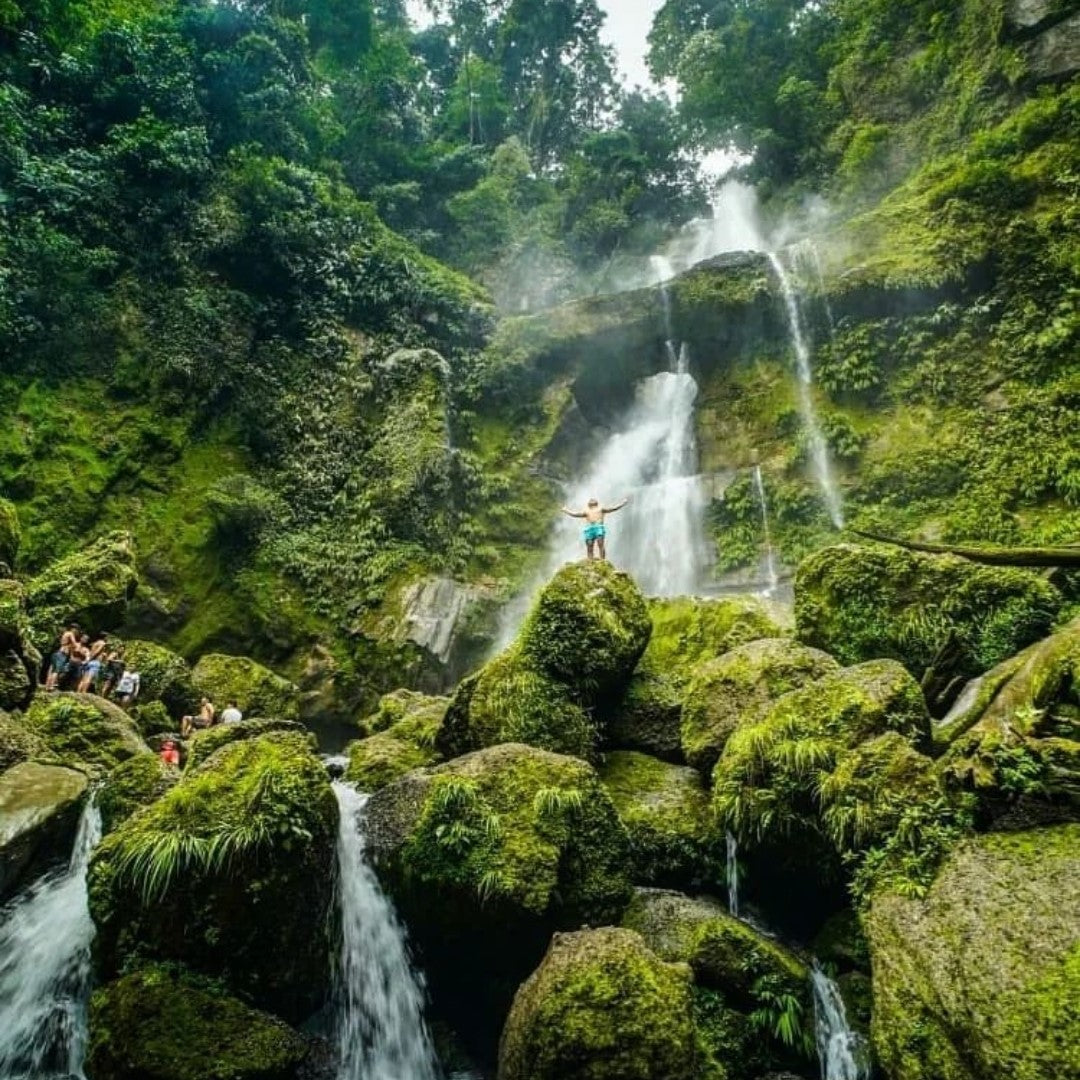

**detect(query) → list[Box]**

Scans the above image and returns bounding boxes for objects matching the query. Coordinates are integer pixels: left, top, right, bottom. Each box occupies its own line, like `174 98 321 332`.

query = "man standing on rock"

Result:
561 496 629 561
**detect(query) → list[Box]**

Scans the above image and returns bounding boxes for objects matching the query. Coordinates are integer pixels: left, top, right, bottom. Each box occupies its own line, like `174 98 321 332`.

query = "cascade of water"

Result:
332 782 440 1080
766 252 844 528
725 832 739 918
752 464 779 593
811 964 870 1080
0 796 102 1080
651 254 677 343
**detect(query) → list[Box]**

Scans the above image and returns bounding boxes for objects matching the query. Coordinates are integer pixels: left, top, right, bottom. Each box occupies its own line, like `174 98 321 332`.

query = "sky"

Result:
404 0 667 90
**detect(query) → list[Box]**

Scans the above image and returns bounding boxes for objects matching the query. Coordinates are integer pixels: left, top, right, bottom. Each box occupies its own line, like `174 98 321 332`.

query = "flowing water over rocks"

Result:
0 796 101 1080
812 963 870 1080
331 781 440 1080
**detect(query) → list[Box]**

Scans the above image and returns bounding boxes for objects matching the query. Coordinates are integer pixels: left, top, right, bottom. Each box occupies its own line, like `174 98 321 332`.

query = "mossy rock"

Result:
358 688 450 737
598 751 718 888
346 691 447 790
23 692 148 773
25 531 139 649
497 927 700 1080
0 708 47 772
867 825 1080 1080
681 638 839 775
0 498 19 568
607 595 786 763
86 966 312 1080
88 733 337 1021
99 754 178 835
129 700 175 739
0 579 28 651
184 719 308 771
519 560 651 694
121 640 197 717
191 654 300 722
795 543 1061 697
438 645 596 760
0 649 32 711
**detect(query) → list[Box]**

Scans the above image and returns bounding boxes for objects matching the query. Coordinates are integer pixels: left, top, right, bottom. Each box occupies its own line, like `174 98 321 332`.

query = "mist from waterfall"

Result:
0 796 101 1080
331 782 440 1080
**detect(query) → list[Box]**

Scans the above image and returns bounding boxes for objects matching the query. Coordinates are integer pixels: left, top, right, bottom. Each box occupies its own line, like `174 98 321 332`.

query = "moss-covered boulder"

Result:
0 498 19 568
0 709 46 771
184 718 308 771
23 692 148 773
129 701 175 739
345 694 446 791
598 751 718 888
191 654 300 722
438 645 595 760
120 640 197 717
25 531 138 648
89 733 337 1021
0 761 88 896
607 595 786 762
0 649 32 711
366 743 631 1041
681 638 839 775
497 927 700 1080
0 579 27 651
795 543 1061 703
87 966 312 1080
98 754 178 835
867 825 1080 1080
519 560 651 692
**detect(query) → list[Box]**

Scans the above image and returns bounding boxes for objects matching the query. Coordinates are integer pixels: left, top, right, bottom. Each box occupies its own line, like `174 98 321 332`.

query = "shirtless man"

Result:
561 496 629 561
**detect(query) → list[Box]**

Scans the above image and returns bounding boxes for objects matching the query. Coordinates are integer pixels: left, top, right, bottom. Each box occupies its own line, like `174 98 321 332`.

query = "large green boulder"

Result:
438 645 595 760
25 531 138 648
88 733 337 1021
0 649 32 711
795 543 1060 705
23 692 148 773
191 654 300 722
497 927 700 1080
607 596 786 762
681 637 839 775
0 498 18 568
345 693 447 791
0 761 88 897
98 754 178 835
0 579 27 651
120 640 197 717
867 826 1080 1080
184 718 308 772
598 751 717 888
358 688 450 736
519 560 651 693
87 966 312 1080
0 709 46 772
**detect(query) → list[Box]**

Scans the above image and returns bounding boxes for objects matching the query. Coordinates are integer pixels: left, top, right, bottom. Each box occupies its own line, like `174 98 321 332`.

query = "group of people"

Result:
44 624 142 704
179 698 243 737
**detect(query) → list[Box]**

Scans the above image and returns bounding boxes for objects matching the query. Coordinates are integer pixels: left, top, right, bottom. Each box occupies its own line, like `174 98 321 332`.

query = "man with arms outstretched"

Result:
561 496 629 561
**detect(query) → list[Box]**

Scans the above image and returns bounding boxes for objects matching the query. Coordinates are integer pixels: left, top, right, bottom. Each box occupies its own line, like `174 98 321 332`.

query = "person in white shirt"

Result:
115 669 141 706
220 702 243 724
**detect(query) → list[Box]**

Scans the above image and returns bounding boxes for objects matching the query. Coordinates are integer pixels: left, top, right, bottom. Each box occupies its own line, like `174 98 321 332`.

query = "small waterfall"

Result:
811 964 870 1080
752 464 779 593
0 796 102 1080
331 782 440 1080
766 252 844 528
725 832 739 918
650 254 677 342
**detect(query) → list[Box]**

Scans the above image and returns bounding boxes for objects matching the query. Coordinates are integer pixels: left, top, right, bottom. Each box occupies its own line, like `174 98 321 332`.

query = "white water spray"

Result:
752 464 779 593
725 832 740 918
0 796 101 1080
767 252 844 528
811 964 870 1080
332 782 439 1080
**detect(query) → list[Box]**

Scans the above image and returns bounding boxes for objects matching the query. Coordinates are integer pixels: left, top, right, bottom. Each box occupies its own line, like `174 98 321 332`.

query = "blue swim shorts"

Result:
583 523 606 542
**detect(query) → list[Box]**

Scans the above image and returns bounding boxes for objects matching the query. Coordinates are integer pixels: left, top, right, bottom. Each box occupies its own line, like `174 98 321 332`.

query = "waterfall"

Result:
811 964 870 1080
650 254 677 342
725 832 739 918
331 782 440 1080
752 465 779 593
795 240 837 337
766 252 844 529
0 796 102 1080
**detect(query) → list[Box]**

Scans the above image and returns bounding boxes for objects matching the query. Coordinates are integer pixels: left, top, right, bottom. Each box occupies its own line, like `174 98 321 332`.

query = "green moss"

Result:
598 751 718 888
99 753 177 835
120 640 197 717
184 719 309 772
25 531 139 648
0 579 27 650
190 654 300 722
88 732 337 1021
497 927 701 1080
0 649 31 711
358 688 449 736
345 694 446 790
23 692 148 773
681 638 839 775
86 966 311 1080
129 701 175 739
0 708 47 770
0 498 19 568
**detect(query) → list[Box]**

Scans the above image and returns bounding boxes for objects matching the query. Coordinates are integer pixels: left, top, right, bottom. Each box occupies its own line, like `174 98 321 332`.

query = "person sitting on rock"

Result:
114 667 141 707
220 701 243 725
159 739 180 769
181 697 216 738
561 496 629 561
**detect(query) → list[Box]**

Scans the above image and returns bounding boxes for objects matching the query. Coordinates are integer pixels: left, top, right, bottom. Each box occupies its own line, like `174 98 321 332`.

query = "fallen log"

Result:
850 530 1080 568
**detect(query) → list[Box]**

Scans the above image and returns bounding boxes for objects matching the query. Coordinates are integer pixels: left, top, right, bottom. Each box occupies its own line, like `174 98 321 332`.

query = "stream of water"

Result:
811 963 870 1080
725 832 740 918
332 781 440 1080
0 796 101 1080
752 464 780 593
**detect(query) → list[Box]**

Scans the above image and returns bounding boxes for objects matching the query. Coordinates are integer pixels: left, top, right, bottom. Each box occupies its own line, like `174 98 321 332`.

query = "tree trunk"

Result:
850 530 1080 568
